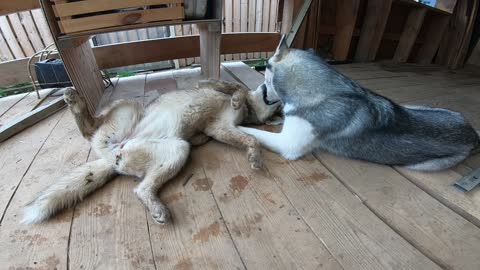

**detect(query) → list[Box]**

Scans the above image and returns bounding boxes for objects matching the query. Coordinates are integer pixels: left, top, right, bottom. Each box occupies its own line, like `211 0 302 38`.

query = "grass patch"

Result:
117 71 137 78
243 58 267 69
0 82 35 98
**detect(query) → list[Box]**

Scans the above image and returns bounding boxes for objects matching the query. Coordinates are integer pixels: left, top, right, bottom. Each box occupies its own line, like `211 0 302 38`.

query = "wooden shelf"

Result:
57 19 222 41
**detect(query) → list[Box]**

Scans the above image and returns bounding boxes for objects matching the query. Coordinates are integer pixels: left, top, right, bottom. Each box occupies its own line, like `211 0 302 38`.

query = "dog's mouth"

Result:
262 84 280 106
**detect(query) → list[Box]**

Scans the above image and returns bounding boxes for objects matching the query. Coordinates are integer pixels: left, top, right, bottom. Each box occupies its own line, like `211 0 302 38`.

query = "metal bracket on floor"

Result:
454 168 480 192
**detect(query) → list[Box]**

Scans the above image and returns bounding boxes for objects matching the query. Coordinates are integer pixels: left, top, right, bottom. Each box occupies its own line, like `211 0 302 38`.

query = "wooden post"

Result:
58 37 105 115
198 22 221 80
354 0 392 62
332 0 360 61
393 7 427 63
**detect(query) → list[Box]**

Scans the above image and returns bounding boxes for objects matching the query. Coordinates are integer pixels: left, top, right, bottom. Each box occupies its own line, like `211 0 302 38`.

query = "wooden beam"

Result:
354 0 393 62
393 7 427 63
415 15 449 64
332 0 360 60
0 0 40 16
0 96 65 143
94 33 281 69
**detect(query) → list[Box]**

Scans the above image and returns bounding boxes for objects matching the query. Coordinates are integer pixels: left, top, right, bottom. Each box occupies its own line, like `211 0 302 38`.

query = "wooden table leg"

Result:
198 22 221 79
58 38 104 116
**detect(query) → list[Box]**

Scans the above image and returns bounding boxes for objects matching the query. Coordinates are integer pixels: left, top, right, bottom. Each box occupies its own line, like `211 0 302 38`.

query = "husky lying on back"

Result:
22 80 280 225
240 37 479 171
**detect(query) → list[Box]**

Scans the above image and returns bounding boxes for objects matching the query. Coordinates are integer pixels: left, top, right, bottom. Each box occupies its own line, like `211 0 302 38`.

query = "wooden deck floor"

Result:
1 62 480 270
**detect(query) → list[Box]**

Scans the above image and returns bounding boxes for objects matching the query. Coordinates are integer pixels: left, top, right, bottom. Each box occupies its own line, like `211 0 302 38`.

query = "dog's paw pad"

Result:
231 96 242 110
151 208 171 225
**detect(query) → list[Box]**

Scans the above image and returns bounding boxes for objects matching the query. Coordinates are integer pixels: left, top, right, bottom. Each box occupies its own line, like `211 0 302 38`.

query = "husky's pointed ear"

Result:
273 35 289 62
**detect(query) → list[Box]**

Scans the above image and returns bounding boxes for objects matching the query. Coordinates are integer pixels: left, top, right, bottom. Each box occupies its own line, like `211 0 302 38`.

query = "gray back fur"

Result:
268 45 479 170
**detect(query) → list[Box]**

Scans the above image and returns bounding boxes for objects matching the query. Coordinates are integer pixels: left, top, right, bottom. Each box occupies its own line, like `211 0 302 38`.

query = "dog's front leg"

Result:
239 116 317 160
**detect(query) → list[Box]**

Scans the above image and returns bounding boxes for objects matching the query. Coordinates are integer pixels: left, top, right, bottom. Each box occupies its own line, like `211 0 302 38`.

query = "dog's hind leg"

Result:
116 138 190 224
63 87 99 139
403 153 469 171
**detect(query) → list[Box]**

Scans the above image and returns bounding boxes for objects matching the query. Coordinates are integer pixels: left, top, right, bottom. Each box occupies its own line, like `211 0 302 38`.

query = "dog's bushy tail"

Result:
22 159 116 224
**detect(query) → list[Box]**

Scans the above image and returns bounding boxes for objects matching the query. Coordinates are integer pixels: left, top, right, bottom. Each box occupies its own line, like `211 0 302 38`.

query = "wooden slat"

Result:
233 0 241 60
172 24 186 67
467 39 480 66
397 168 480 228
393 7 427 63
240 0 248 59
199 142 344 269
317 152 480 270
94 33 281 69
53 0 183 17
354 0 393 62
182 24 194 65
59 7 184 34
0 16 25 58
262 151 440 269
281 0 294 34
333 0 360 61
247 0 257 59
415 15 449 64
254 0 263 59
0 96 65 143
19 11 45 51
261 0 271 58
31 9 54 46
0 108 62 219
0 0 40 16
224 0 233 61
7 13 35 56
191 24 201 64
0 29 14 61
0 110 90 270
267 0 279 57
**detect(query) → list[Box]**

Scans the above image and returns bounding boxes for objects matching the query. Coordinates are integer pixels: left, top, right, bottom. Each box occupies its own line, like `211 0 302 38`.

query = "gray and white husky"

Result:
240 37 480 171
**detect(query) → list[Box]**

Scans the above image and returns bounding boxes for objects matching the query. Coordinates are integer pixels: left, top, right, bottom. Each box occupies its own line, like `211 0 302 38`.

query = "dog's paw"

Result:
150 206 171 225
248 148 262 170
63 87 77 106
231 95 243 110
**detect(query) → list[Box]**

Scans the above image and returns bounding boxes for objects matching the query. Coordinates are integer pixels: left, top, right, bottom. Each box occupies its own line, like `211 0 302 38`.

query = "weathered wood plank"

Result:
31 9 55 46
397 168 480 228
199 142 343 269
0 16 25 58
7 13 35 56
333 0 360 61
317 152 480 270
0 96 65 143
393 7 427 63
263 151 440 269
19 11 46 52
0 110 90 270
354 0 393 62
416 15 449 64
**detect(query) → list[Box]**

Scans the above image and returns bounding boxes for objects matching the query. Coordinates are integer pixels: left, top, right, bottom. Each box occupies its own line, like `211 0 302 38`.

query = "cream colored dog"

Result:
22 80 280 225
